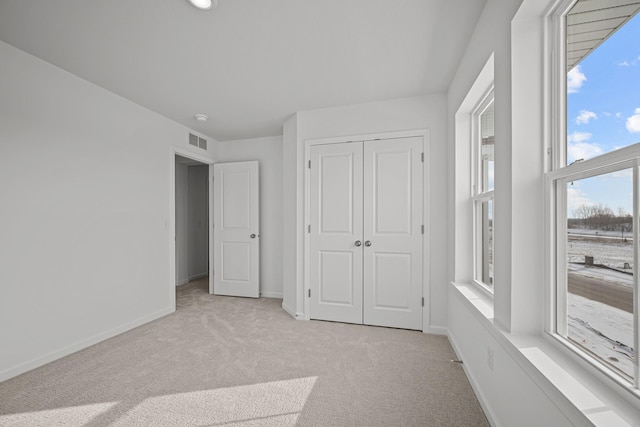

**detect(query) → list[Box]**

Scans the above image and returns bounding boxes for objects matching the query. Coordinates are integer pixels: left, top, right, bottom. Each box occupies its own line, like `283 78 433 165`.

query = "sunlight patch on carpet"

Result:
0 401 119 426
113 376 318 426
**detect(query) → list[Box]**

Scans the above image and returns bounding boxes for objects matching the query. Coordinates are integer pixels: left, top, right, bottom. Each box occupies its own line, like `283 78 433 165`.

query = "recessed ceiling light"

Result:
187 0 217 10
194 114 209 122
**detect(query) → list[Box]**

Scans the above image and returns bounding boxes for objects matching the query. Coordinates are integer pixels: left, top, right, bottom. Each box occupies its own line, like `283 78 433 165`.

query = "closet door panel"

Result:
363 137 423 330
309 142 364 324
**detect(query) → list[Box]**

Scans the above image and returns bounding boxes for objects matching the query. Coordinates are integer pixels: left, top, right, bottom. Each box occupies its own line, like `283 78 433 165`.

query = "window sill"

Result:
451 282 640 427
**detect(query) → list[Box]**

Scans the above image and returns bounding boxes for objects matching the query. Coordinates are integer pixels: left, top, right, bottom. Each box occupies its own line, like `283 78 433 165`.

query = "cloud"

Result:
618 60 630 66
568 131 592 143
576 110 597 124
567 142 603 163
626 108 640 133
567 185 594 215
616 112 623 119
567 66 587 94
567 132 603 164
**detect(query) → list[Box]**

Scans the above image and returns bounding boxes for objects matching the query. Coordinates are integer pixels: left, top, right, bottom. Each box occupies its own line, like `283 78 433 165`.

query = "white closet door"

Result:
363 137 423 330
213 161 260 298
309 142 364 324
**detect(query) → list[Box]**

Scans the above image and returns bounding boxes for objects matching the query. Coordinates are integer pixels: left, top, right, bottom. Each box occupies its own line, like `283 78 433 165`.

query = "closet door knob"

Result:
355 240 362 247
250 234 256 239
364 240 372 247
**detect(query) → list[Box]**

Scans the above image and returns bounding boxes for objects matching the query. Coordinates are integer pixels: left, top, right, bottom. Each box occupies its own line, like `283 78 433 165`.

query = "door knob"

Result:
364 240 372 247
355 240 362 247
250 234 256 239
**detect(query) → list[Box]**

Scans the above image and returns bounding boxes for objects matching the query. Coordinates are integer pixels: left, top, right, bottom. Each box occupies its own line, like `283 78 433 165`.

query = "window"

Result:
473 92 495 292
549 0 640 388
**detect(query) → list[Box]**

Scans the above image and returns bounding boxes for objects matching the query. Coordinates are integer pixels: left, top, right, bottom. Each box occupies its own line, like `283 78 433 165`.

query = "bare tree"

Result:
572 203 631 234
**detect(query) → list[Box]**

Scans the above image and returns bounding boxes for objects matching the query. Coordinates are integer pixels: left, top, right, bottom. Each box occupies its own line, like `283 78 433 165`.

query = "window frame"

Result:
546 0 640 392
472 89 495 294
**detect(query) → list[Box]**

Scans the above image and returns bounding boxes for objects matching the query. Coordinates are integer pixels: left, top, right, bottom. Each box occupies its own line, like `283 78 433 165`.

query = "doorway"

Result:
175 154 210 296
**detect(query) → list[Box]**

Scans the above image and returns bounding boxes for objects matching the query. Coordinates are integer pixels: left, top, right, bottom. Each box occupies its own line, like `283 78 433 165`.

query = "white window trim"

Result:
472 89 495 295
545 0 640 395
548 152 640 389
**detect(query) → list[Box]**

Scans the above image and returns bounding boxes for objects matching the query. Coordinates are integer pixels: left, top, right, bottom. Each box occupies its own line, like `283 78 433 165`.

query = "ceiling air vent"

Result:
188 133 198 147
188 133 208 150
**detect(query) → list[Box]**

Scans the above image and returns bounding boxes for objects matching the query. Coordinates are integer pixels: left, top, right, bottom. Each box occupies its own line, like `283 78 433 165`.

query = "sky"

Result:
567 12 640 217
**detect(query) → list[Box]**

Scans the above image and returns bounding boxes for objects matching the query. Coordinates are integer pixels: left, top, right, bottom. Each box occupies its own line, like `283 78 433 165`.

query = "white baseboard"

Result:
425 325 448 335
282 302 305 319
0 306 174 383
188 272 208 281
260 291 283 299
447 332 499 427
282 302 296 318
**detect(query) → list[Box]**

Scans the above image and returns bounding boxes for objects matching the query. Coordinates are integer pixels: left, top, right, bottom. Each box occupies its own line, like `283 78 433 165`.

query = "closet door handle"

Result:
354 240 362 247
364 240 372 247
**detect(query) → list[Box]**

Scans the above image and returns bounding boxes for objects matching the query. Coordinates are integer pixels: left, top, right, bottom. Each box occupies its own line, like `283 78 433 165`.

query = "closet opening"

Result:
175 154 211 304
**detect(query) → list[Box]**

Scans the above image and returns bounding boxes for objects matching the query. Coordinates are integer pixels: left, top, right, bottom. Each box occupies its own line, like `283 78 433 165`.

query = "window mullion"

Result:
556 177 568 336
634 162 639 388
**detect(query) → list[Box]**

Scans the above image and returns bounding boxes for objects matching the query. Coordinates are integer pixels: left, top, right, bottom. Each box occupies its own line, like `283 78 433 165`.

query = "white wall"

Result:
447 287 575 427
175 163 189 285
0 40 215 381
187 165 208 280
217 136 283 298
282 94 449 330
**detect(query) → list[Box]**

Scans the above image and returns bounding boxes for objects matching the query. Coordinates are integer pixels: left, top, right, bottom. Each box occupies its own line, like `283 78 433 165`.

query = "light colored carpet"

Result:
0 278 489 426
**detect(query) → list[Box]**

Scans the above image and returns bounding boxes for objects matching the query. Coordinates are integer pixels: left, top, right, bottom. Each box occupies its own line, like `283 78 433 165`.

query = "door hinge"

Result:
421 152 424 162
422 297 424 307
308 289 311 298
421 224 424 234
308 224 311 233
308 160 311 169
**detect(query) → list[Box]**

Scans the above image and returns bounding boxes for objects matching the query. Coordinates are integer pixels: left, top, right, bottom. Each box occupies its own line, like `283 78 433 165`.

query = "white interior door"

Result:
363 137 423 330
309 142 363 324
213 161 259 298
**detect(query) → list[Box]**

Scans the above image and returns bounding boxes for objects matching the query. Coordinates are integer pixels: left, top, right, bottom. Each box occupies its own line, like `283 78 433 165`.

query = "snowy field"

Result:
566 233 634 378
567 233 633 270
568 292 633 378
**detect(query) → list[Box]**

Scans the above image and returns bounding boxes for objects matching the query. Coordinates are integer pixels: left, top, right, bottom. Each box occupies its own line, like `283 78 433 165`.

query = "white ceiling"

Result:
0 0 485 141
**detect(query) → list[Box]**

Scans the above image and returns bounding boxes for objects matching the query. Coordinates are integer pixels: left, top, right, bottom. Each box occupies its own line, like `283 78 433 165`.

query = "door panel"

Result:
213 161 259 298
363 137 423 330
373 150 413 234
222 170 251 229
319 251 354 305
320 154 355 234
221 242 251 281
372 252 412 309
309 142 363 324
